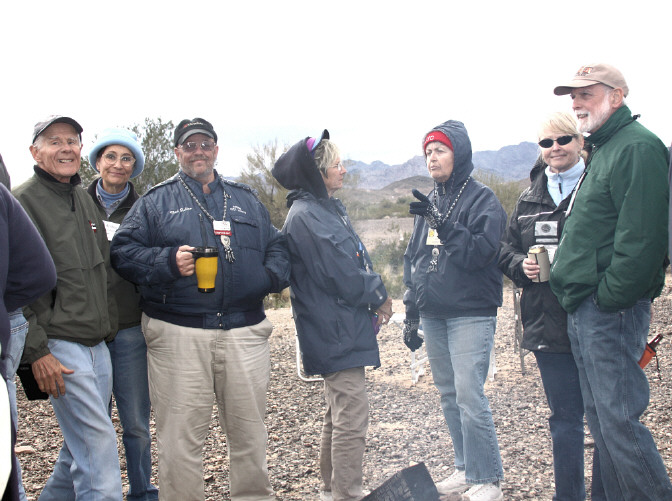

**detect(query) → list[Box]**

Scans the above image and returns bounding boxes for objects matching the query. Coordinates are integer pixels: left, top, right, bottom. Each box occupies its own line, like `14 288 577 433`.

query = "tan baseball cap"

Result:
554 63 629 97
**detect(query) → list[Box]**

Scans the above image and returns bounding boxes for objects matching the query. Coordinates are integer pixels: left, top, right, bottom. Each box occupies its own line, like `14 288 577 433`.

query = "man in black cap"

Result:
12 115 122 500
111 118 290 501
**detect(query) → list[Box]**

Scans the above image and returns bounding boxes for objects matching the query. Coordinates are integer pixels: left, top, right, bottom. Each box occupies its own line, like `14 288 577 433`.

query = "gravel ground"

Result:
14 284 672 500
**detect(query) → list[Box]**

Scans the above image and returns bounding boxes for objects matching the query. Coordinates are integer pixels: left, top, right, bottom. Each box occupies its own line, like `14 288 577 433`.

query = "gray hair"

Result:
33 131 81 149
313 139 340 176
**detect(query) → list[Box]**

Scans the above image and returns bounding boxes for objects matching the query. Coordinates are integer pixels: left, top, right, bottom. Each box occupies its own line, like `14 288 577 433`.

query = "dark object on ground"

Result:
362 462 439 501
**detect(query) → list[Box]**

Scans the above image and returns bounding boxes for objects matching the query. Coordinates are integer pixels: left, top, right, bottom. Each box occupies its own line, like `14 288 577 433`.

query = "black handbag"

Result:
16 363 49 400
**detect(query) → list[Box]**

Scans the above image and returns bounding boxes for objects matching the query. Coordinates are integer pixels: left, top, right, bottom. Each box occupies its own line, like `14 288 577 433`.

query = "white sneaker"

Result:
435 469 469 494
320 489 370 500
463 482 503 501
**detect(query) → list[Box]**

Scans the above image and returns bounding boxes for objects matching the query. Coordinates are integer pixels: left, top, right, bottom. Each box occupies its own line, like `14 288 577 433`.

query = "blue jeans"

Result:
421 316 503 484
534 351 604 501
568 295 672 501
107 325 158 501
1 310 28 501
39 339 123 501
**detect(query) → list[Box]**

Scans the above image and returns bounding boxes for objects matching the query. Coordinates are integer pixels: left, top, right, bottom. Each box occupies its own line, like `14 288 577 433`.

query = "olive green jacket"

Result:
87 180 142 330
13 167 117 363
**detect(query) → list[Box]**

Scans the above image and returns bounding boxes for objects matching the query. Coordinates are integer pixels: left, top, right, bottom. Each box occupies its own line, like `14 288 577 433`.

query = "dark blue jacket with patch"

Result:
110 171 290 330
403 120 506 319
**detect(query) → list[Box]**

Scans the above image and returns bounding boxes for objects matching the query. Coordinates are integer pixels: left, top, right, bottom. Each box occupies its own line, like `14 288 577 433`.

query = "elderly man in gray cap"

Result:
13 115 122 501
550 64 672 500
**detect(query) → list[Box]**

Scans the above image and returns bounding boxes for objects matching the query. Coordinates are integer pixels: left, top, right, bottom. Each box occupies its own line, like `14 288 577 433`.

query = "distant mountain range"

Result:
347 142 539 189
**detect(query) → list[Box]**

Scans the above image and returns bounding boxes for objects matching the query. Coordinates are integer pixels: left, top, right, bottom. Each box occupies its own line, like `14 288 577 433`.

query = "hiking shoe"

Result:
463 482 503 501
435 469 469 494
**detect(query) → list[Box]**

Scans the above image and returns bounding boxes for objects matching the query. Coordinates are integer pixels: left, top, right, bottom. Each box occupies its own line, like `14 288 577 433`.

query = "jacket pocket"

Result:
229 213 261 250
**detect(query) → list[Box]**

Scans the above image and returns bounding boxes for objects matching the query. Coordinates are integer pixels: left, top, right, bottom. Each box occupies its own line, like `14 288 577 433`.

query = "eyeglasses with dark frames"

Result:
180 140 216 152
538 135 576 148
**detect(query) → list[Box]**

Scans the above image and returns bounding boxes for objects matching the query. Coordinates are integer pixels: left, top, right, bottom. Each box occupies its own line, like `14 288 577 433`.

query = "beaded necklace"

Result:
179 174 235 263
427 176 470 273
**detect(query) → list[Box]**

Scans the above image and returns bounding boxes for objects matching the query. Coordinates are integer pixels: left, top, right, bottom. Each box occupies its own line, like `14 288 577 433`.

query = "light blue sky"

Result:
2 0 670 186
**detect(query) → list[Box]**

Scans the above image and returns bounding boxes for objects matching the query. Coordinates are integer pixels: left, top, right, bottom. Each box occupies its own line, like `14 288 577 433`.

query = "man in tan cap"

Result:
550 64 672 499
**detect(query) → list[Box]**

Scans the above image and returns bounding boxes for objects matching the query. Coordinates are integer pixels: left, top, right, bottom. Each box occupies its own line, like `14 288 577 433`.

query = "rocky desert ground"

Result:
14 280 672 500
11 217 672 500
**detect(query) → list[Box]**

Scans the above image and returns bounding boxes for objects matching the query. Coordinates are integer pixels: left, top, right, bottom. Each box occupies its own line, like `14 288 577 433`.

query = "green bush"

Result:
369 234 409 299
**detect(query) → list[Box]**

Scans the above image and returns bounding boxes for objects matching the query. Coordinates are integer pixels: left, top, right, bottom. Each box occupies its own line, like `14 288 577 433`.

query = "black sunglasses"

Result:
538 135 575 148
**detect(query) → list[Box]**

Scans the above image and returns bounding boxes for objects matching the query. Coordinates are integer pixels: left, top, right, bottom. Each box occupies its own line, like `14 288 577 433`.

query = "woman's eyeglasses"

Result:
538 135 575 148
102 152 136 167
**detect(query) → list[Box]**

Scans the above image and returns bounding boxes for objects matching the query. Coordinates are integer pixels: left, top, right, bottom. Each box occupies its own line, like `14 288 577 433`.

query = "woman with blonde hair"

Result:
499 112 604 500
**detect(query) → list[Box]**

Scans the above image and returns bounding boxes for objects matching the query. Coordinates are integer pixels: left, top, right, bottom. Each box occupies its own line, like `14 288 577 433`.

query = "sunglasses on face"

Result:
538 135 575 148
180 140 216 152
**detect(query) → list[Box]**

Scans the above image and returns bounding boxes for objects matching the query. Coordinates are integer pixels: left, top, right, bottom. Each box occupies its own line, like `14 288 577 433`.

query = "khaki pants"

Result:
320 367 369 501
142 314 275 501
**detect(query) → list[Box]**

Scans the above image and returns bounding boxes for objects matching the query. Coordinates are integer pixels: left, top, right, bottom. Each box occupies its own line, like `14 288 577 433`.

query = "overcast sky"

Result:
2 1 670 187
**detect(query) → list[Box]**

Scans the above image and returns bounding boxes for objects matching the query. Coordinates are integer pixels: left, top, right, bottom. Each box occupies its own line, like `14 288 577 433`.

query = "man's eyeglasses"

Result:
180 140 216 152
538 135 575 148
103 152 136 167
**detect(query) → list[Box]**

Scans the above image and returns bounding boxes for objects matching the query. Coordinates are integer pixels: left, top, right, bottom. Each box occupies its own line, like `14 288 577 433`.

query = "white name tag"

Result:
213 220 232 236
103 220 120 241
426 228 443 246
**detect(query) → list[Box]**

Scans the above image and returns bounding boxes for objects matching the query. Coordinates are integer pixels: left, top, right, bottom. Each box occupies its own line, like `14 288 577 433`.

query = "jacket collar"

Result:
585 105 637 147
34 165 82 187
87 179 139 210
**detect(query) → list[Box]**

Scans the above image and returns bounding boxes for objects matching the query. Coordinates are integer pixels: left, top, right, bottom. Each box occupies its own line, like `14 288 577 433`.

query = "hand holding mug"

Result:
177 245 196 276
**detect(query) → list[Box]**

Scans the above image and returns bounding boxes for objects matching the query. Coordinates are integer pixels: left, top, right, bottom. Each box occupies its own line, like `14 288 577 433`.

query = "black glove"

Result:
403 319 423 352
409 189 443 229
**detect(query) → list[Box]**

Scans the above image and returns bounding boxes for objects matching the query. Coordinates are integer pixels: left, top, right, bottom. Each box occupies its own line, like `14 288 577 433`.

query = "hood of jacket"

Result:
272 136 328 205
426 120 474 185
529 154 546 183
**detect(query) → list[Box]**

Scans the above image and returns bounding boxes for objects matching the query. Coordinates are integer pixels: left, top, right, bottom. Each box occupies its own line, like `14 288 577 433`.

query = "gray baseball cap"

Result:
32 115 83 144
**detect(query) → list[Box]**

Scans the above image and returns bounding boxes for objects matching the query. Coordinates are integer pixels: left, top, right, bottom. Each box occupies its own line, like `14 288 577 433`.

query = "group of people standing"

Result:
0 60 671 501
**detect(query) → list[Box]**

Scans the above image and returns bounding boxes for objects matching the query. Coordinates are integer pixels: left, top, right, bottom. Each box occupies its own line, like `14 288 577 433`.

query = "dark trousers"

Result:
535 351 604 501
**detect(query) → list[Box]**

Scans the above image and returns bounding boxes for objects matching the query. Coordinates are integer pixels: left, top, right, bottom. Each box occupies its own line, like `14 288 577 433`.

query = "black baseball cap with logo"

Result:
173 118 217 147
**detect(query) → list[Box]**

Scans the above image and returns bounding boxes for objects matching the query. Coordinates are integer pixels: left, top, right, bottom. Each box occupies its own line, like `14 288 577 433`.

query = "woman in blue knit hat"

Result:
87 128 159 501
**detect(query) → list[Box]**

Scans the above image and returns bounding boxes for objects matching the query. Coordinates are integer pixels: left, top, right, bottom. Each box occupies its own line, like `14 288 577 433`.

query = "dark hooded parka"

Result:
272 133 387 375
403 120 506 320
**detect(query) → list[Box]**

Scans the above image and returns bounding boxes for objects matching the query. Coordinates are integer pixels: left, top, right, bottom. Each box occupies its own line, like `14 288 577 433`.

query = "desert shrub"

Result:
369 234 409 299
474 171 526 218
265 288 291 309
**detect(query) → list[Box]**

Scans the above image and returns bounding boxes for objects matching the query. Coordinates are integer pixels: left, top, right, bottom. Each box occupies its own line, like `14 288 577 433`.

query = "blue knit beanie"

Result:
88 128 145 178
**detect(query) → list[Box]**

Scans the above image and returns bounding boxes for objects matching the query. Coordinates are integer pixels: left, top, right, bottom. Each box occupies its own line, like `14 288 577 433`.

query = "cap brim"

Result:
553 79 602 96
178 129 215 145
33 116 83 143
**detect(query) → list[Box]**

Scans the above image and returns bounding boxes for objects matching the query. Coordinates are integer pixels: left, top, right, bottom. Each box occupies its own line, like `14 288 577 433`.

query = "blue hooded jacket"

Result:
272 135 386 375
403 120 506 319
